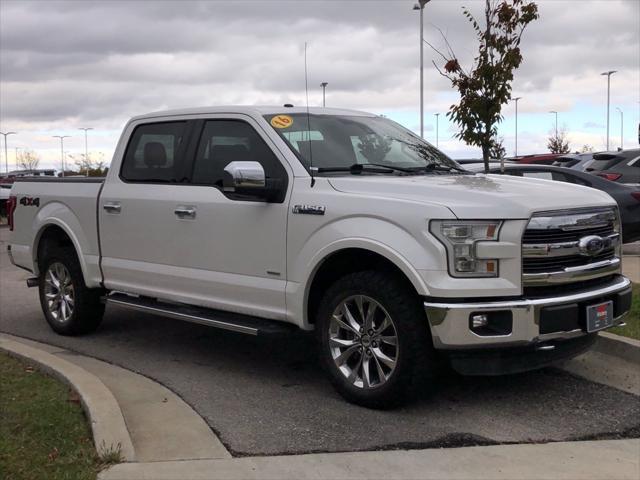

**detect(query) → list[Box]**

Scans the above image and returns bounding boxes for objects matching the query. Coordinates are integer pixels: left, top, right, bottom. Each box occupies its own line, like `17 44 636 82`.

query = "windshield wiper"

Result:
415 163 468 173
317 163 413 174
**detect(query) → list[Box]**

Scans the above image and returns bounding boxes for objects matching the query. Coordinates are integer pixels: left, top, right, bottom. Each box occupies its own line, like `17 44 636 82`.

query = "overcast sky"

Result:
1 0 639 171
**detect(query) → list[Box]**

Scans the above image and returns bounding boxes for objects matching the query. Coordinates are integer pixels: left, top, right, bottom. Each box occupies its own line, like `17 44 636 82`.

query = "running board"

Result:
104 293 296 337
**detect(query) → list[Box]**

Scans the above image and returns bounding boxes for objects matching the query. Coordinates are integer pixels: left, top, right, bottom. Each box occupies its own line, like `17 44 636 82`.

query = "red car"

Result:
513 153 563 165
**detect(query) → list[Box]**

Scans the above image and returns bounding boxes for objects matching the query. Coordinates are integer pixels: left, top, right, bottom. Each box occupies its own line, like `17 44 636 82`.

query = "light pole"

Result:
320 82 328 107
0 131 17 174
513 97 522 157
434 113 440 148
616 107 623 149
78 127 93 163
53 135 71 177
601 70 617 150
413 0 431 138
549 110 558 139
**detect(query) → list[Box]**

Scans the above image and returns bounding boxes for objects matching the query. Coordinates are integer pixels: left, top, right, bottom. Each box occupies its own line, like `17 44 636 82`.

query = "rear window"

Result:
121 122 187 182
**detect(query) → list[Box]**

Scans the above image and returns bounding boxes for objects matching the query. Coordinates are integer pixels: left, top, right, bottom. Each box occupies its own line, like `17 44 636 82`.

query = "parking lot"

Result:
1 227 638 457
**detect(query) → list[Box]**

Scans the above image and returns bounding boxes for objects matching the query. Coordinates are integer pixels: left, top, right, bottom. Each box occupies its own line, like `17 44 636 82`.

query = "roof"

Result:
131 105 376 122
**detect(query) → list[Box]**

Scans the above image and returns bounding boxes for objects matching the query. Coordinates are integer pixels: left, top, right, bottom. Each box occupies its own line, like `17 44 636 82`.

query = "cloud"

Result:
0 0 638 168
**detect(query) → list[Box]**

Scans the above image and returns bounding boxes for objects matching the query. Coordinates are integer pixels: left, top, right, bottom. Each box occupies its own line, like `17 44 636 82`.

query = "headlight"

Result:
430 220 502 278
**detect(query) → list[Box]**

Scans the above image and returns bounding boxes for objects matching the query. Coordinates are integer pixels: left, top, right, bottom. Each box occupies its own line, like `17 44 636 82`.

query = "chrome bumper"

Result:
424 276 631 349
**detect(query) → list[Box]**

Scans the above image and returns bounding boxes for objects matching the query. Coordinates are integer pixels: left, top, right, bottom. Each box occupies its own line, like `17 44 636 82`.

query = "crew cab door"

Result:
99 116 291 320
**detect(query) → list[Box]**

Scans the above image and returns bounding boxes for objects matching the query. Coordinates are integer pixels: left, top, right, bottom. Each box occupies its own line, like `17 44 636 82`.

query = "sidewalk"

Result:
1 333 638 480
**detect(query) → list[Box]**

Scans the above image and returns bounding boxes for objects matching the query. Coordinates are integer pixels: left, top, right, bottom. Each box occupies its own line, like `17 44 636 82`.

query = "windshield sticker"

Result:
270 115 294 129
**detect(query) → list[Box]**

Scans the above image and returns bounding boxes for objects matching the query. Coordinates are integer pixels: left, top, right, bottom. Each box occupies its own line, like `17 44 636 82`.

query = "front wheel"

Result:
38 247 105 335
316 271 434 409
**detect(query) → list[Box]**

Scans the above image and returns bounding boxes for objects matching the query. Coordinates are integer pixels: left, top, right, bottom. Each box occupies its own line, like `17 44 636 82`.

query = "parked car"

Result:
585 149 640 184
8 106 632 408
514 153 563 165
552 153 595 171
465 163 640 243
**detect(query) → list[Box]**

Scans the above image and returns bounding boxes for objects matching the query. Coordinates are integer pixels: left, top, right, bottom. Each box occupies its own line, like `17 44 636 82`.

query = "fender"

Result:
31 202 102 288
286 215 444 328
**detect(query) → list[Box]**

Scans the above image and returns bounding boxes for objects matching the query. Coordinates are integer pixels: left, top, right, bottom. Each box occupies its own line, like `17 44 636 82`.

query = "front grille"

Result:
522 224 614 244
522 207 620 286
523 249 615 273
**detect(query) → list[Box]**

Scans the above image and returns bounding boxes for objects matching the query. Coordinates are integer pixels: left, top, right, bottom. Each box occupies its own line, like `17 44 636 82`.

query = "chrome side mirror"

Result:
222 161 266 192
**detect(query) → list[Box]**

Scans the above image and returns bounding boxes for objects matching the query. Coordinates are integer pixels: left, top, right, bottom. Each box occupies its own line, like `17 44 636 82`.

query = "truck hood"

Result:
328 173 615 219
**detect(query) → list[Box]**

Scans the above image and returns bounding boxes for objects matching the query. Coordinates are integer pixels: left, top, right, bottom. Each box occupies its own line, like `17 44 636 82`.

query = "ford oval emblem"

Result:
578 235 605 256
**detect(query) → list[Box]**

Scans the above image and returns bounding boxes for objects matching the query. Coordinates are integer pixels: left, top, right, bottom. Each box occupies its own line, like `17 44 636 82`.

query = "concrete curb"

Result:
0 334 136 461
595 332 640 364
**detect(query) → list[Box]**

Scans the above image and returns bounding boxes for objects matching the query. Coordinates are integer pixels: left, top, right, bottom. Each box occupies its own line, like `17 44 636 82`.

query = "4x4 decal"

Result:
19 196 40 207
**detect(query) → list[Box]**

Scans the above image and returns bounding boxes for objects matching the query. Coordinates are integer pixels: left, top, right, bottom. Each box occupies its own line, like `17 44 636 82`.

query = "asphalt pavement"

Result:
1 227 638 456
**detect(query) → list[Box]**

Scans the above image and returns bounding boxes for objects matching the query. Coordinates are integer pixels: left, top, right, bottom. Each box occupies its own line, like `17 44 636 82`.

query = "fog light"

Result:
471 314 489 328
469 311 513 336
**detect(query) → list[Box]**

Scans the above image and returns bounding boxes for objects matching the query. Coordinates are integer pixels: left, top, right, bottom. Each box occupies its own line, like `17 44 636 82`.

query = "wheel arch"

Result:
33 222 88 283
304 242 429 328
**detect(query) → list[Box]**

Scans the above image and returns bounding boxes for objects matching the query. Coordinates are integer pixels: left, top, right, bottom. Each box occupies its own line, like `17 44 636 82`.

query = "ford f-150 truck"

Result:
8 106 633 408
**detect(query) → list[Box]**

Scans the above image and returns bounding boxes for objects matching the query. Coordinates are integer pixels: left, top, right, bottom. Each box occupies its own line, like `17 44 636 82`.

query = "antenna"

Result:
305 42 316 187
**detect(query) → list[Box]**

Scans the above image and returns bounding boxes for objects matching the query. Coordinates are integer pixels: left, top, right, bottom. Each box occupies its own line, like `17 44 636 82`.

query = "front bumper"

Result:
424 275 632 350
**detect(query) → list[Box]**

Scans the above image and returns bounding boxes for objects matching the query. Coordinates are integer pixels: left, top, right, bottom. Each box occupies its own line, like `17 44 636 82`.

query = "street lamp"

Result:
413 0 431 138
0 131 17 174
434 113 440 148
513 97 522 157
320 82 328 107
549 110 558 139
616 107 623 150
78 127 93 163
53 135 71 177
601 70 617 150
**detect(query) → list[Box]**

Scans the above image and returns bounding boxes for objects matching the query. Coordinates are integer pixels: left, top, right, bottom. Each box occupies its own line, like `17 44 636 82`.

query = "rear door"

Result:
99 120 197 298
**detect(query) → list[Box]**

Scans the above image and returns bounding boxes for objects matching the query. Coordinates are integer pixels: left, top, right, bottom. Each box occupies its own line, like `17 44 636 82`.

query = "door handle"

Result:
174 206 196 219
103 202 121 214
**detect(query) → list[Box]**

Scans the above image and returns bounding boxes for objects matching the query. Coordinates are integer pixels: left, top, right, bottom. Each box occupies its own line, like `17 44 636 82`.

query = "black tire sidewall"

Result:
316 270 430 408
38 247 103 335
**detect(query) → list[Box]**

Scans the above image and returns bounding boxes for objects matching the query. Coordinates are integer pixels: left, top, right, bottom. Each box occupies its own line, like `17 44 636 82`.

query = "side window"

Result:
121 122 187 182
522 171 553 180
191 120 286 187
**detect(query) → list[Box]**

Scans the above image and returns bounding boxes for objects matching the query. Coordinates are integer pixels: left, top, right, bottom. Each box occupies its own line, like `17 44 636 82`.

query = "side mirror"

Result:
223 161 266 193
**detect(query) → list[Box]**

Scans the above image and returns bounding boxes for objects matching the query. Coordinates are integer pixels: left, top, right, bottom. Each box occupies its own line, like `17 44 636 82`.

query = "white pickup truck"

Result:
8 106 633 408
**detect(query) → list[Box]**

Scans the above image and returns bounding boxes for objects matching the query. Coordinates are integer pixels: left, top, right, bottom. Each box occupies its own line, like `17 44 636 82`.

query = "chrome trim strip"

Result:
424 275 630 310
522 233 619 258
525 207 616 232
106 297 260 336
523 258 621 286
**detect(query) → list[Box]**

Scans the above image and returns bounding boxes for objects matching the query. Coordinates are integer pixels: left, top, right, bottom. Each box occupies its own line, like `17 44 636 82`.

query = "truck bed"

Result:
9 177 105 287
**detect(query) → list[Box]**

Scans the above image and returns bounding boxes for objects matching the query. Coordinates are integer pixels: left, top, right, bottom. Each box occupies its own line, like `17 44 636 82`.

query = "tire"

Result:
38 246 105 335
315 270 434 409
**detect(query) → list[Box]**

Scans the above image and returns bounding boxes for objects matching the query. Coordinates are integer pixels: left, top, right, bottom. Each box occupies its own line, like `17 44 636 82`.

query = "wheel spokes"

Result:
329 295 398 390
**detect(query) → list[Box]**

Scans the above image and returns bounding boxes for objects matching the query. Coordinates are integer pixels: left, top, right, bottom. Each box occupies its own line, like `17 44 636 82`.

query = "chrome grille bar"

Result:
522 207 621 286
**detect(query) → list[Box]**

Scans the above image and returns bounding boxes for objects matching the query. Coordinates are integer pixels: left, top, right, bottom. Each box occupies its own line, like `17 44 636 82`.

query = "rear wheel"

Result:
38 247 105 335
316 270 434 408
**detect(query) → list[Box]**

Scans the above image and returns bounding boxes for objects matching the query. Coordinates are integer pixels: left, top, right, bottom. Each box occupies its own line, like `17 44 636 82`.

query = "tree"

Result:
70 152 108 177
547 127 570 154
580 144 594 153
17 149 40 171
427 0 539 172
489 135 506 159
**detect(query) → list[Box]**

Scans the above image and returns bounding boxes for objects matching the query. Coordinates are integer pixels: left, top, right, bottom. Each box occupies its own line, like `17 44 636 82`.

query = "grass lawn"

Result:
0 353 106 480
609 283 640 340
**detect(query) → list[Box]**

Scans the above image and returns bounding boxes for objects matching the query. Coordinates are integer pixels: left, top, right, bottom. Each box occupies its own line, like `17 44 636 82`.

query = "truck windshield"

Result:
264 113 462 174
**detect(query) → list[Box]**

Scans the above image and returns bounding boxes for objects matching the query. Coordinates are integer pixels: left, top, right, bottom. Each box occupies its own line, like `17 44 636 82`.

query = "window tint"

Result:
121 122 187 182
192 120 286 187
522 171 553 180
